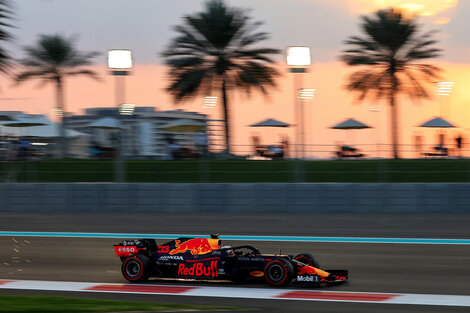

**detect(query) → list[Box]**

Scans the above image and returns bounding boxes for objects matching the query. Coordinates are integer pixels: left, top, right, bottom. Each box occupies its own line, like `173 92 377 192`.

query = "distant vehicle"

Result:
114 235 348 287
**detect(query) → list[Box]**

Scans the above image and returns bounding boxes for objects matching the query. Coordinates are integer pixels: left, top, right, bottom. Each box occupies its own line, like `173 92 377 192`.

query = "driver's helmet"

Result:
221 245 234 256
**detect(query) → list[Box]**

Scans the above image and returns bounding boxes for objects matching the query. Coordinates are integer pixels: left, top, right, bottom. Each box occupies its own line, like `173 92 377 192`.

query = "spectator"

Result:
456 134 463 157
18 139 31 160
281 136 289 159
195 132 208 158
90 141 102 158
251 135 260 156
164 136 179 160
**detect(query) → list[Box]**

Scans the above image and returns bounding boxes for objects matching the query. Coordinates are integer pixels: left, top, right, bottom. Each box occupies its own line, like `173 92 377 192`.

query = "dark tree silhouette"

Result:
341 9 442 159
15 34 99 158
162 0 280 153
0 0 13 74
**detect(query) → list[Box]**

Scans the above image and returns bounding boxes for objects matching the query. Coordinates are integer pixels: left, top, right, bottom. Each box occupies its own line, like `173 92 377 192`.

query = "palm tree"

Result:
162 0 280 153
340 9 442 159
15 34 99 158
0 0 13 74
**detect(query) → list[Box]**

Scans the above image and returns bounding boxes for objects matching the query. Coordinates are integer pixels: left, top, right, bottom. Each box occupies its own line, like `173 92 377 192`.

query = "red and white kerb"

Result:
1 279 470 307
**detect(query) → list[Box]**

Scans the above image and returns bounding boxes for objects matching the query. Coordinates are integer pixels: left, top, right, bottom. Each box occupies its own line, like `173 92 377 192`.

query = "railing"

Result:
1 142 470 183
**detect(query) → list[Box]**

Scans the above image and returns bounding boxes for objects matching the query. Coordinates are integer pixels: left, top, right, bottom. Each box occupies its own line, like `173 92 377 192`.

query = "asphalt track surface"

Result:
1 213 470 313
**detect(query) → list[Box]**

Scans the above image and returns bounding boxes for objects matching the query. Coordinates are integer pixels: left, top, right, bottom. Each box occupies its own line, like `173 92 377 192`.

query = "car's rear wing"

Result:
114 239 157 258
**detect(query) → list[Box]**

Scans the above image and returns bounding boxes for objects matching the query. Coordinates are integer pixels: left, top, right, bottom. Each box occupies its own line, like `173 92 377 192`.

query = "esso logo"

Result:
118 247 136 253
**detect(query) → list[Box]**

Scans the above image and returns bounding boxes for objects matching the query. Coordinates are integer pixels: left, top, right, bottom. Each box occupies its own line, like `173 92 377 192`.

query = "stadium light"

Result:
287 47 311 160
437 81 454 96
119 103 135 115
203 96 217 109
298 88 315 101
108 49 133 182
107 50 133 70
287 46 311 67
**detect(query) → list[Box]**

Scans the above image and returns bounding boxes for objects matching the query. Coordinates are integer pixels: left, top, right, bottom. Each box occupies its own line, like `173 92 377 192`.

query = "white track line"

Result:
1 279 470 307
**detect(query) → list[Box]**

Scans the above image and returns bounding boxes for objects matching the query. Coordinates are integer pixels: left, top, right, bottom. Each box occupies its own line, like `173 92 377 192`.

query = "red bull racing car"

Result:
113 235 348 287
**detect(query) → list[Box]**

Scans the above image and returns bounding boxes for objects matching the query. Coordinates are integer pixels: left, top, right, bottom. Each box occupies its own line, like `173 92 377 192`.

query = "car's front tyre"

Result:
294 253 320 268
122 254 151 282
264 258 294 287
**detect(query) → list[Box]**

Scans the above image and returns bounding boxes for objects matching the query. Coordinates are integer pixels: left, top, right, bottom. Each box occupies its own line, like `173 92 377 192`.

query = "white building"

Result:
65 107 222 158
1 107 224 159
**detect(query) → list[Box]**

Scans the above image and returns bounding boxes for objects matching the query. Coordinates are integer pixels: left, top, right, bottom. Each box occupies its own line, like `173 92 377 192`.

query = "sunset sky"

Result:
1 0 469 157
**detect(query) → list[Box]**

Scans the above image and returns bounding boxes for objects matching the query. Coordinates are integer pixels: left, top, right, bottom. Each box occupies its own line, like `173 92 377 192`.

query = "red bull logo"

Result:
298 265 330 278
177 261 218 277
298 266 317 275
170 238 221 255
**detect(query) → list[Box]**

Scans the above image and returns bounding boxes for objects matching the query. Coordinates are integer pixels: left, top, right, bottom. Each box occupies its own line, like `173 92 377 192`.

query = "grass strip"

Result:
0 294 238 312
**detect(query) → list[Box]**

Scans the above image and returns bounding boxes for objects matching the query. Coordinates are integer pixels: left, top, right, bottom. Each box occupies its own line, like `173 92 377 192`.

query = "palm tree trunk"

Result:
56 77 67 158
390 78 399 159
222 79 230 153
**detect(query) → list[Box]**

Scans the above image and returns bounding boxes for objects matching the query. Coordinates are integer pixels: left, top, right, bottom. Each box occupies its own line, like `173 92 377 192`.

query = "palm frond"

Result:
15 34 99 86
167 67 214 102
162 0 280 151
340 8 442 101
15 70 56 84
163 0 279 102
64 69 100 80
0 0 13 73
166 56 205 68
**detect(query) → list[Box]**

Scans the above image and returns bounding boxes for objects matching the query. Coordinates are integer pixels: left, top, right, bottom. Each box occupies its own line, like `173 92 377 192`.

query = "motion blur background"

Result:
1 1 470 313
0 0 468 164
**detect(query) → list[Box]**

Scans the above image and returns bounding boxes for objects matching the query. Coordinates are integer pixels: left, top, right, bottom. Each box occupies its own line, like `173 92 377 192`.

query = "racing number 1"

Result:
158 246 169 253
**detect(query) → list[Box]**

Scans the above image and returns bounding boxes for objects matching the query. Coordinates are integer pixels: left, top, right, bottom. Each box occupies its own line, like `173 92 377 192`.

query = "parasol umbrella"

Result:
331 118 371 130
418 117 456 128
160 119 205 133
418 116 457 151
249 118 293 143
2 117 49 138
87 117 122 130
160 119 207 157
330 118 371 146
2 117 49 159
248 118 293 157
3 117 47 128
0 114 14 122
87 117 123 150
249 118 293 128
0 114 16 139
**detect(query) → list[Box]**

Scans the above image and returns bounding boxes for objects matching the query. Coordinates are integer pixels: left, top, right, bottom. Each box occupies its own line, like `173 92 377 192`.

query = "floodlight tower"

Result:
287 47 311 159
108 49 133 182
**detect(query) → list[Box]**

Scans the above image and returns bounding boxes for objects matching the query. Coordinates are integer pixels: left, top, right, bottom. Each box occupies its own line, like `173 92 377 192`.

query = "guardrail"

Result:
1 183 469 213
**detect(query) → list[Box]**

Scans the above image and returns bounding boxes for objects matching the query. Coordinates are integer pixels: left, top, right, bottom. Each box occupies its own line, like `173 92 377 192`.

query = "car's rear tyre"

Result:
264 258 294 287
294 253 320 268
122 254 151 282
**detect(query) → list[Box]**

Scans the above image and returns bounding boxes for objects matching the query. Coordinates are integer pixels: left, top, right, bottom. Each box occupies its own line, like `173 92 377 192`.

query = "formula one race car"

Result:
113 235 348 287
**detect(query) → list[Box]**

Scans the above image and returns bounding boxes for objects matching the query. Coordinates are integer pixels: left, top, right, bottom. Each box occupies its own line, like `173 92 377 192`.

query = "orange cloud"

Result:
347 0 458 24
